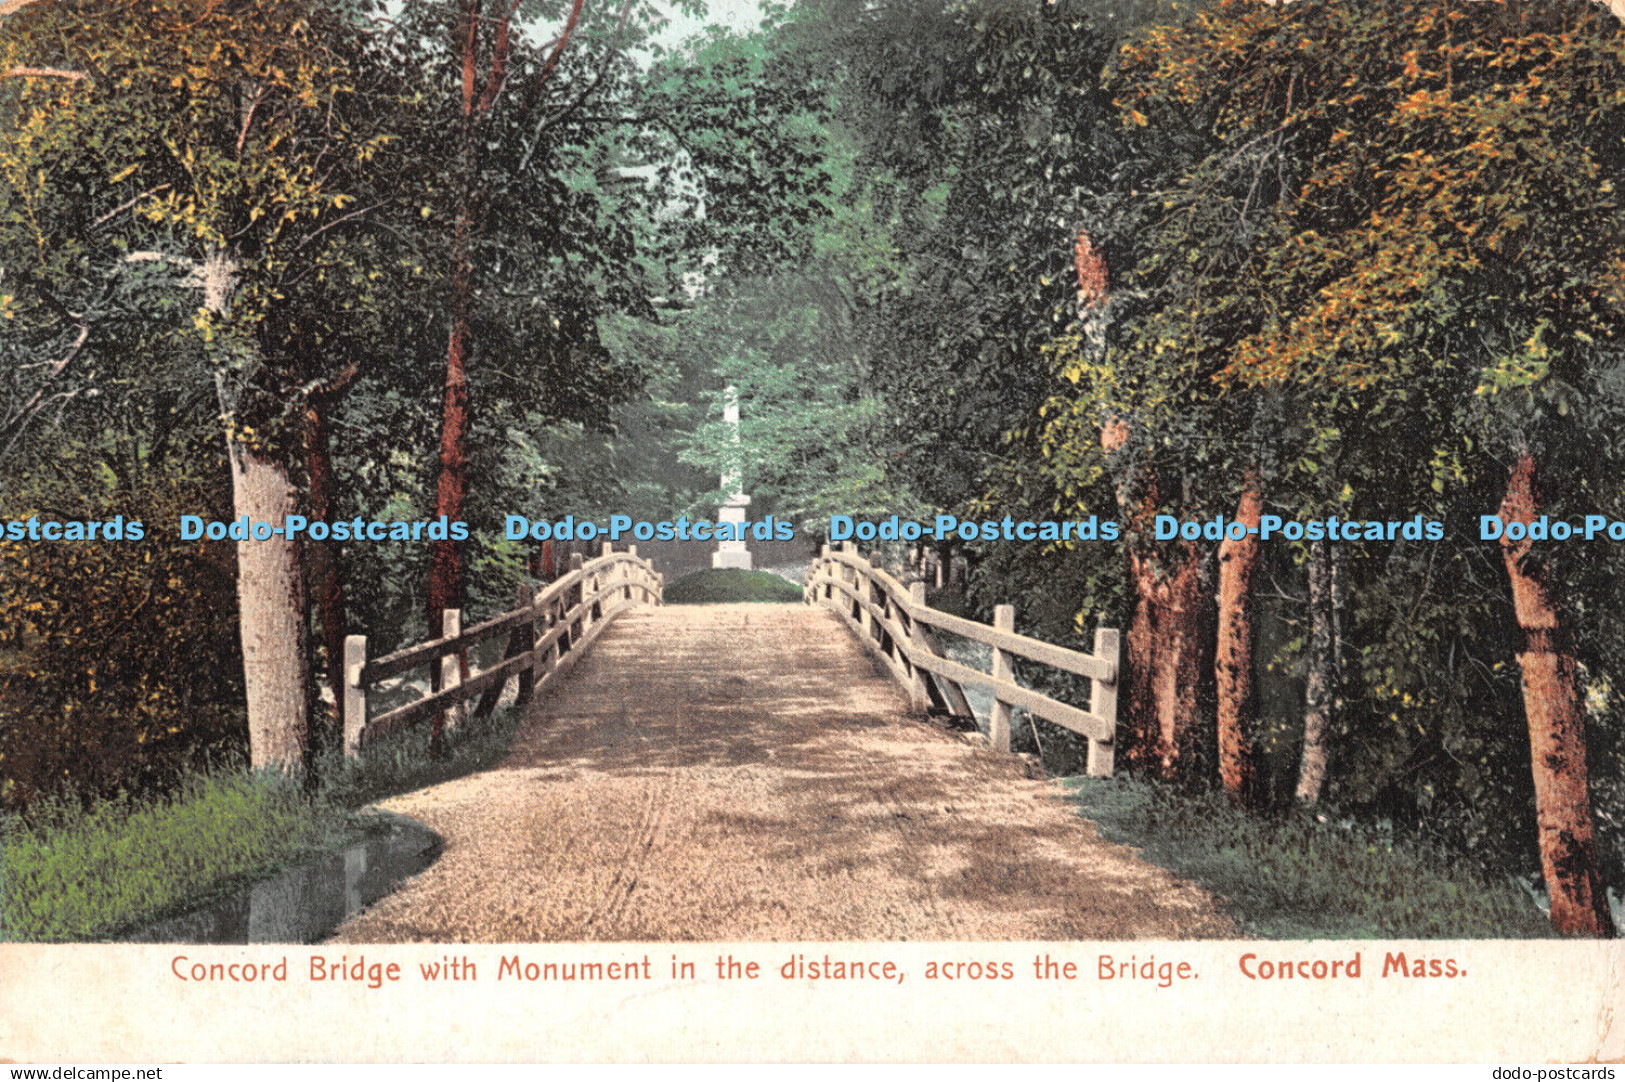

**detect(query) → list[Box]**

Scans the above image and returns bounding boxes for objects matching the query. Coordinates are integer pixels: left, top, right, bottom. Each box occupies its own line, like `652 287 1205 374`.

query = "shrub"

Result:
0 482 245 811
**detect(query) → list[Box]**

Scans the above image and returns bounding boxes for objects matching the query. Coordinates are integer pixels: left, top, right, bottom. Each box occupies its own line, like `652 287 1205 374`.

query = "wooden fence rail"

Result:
342 542 663 757
803 542 1119 777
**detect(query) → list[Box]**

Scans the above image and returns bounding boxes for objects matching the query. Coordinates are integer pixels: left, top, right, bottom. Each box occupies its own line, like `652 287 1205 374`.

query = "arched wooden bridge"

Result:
330 545 1232 941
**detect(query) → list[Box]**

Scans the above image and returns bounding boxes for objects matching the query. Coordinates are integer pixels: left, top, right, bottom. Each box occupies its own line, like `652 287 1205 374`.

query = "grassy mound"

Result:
1063 777 1553 938
663 568 803 604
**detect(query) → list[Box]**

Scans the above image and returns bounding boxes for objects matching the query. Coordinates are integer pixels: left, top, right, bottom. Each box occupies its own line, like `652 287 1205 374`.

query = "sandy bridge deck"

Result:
329 603 1233 941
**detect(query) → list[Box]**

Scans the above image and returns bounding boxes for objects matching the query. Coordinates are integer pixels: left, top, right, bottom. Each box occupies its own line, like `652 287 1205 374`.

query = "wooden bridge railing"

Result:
804 542 1119 777
341 542 663 757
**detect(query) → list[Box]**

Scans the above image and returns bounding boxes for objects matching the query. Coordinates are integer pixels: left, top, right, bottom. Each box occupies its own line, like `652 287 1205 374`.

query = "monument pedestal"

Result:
712 493 753 570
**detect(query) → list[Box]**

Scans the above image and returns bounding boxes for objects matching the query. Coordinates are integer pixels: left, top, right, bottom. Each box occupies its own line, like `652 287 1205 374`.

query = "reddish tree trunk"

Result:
426 1 501 756
428 224 473 625
1101 418 1206 781
428 0 483 627
428 251 470 759
1498 451 1615 937
1102 418 1159 769
427 0 576 630
304 396 346 746
1122 553 1157 770
426 0 579 640
1150 543 1205 783
1215 472 1261 802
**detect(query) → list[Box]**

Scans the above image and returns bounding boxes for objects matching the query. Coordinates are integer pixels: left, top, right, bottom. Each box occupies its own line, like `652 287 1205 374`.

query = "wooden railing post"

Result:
343 634 367 758
990 604 1014 753
1088 627 1120 778
809 544 1118 778
535 591 558 681
907 581 931 711
858 567 873 641
588 542 608 622
515 582 536 708
846 544 860 622
440 607 463 732
568 552 585 648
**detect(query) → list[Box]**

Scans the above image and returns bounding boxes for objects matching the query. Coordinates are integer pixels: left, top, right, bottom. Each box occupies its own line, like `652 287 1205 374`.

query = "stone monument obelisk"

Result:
712 385 753 570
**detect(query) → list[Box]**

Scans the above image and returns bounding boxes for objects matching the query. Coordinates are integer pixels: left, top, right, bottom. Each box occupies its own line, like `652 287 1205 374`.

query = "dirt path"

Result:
330 603 1234 941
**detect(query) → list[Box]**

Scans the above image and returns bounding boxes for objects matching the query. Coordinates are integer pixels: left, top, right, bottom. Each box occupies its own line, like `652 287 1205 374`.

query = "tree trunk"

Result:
428 0 493 634
424 1 489 759
1150 543 1205 783
304 397 346 748
233 445 312 772
1296 536 1334 805
428 0 550 626
1102 418 1159 769
1215 472 1261 803
202 247 310 774
1498 451 1615 937
1122 553 1157 771
428 226 473 625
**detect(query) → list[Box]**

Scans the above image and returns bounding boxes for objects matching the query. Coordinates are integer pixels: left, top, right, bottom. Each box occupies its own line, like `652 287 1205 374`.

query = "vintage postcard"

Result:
2 0 1624 1065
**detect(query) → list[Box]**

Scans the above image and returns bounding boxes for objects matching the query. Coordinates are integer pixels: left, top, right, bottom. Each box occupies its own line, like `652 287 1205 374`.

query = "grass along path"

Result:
2 771 353 941
2 704 525 941
1062 777 1553 938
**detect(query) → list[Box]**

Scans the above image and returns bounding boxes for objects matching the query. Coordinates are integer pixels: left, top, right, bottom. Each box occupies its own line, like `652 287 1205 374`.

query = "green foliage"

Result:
1 0 399 455
1026 0 1625 888
0 0 838 783
0 461 242 810
667 272 921 532
639 26 836 276
1065 776 1554 938
322 0 836 626
793 0 1134 516
8 0 1625 935
663 568 802 604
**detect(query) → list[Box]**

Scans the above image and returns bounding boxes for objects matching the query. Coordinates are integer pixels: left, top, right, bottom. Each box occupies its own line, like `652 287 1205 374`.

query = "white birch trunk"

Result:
1295 537 1333 804
203 248 311 772
233 446 311 770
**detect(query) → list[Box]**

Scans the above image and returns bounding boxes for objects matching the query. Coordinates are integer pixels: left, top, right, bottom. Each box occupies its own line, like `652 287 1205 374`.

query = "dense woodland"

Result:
4 0 1625 937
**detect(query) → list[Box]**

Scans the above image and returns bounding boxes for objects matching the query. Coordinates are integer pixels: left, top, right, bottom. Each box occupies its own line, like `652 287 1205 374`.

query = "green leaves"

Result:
1060 0 1625 873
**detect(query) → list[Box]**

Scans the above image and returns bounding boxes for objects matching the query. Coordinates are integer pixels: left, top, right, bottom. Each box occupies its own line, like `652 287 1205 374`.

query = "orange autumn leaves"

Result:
1112 0 1625 394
